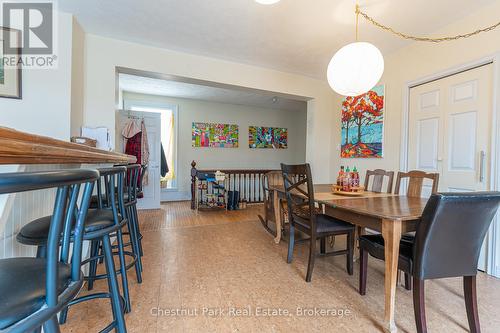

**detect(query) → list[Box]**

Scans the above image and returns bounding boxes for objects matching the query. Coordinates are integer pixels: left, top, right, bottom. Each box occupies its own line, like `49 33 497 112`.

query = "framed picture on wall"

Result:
0 27 22 99
248 126 288 149
192 122 239 148
340 85 384 158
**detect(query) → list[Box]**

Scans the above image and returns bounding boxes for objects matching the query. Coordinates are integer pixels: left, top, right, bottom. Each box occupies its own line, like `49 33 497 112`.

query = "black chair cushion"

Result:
0 258 72 329
359 234 415 273
90 193 134 208
294 213 354 233
17 209 119 246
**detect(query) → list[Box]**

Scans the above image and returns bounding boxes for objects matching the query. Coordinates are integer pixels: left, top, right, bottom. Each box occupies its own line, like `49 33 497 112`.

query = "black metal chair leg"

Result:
413 277 427 333
42 315 61 333
305 234 317 282
116 229 131 313
132 205 144 257
287 223 295 263
127 207 143 284
58 306 68 325
87 239 100 291
130 206 143 270
102 234 127 333
359 248 368 295
464 276 480 333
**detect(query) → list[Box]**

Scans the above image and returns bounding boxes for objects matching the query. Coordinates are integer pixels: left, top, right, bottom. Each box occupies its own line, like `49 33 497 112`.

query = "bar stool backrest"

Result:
0 169 98 329
95 166 127 225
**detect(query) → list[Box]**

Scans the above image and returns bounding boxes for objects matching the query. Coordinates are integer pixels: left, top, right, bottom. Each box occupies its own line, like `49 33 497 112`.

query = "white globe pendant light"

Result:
255 0 280 4
327 41 384 97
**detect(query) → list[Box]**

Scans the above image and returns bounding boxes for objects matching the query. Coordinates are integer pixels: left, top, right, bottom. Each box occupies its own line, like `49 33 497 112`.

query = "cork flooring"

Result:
62 201 500 333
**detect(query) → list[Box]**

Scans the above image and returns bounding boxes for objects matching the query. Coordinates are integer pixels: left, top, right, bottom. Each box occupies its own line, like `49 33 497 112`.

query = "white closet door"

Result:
408 64 494 271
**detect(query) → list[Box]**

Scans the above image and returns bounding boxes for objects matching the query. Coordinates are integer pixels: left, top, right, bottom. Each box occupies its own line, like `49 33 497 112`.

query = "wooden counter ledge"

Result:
0 127 135 165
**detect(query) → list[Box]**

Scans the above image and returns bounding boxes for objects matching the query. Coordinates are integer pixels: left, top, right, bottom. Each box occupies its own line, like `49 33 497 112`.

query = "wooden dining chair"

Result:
364 169 394 193
281 163 355 282
395 170 439 197
259 171 286 237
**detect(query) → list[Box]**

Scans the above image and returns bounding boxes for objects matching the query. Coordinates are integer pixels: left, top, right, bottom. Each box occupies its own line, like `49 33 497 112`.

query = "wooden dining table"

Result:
268 184 428 333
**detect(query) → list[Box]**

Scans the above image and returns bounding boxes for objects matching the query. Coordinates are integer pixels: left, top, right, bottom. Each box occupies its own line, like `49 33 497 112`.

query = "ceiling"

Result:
119 73 307 112
61 0 496 78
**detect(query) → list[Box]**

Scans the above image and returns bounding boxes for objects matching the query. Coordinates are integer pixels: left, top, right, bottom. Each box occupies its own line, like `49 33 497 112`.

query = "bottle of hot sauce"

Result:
343 166 351 191
352 166 360 189
337 166 345 186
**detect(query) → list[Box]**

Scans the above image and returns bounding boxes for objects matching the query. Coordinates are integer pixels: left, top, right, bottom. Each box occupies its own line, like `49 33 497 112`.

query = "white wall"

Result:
332 1 500 184
83 34 337 184
331 1 500 276
0 12 84 259
122 92 307 195
0 12 74 140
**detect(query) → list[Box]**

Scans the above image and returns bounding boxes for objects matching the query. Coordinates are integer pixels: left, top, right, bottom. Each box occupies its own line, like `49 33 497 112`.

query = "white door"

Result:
117 110 161 209
408 64 494 270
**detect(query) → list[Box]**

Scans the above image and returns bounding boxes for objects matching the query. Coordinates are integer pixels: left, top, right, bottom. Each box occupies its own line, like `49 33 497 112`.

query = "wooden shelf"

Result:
0 126 136 165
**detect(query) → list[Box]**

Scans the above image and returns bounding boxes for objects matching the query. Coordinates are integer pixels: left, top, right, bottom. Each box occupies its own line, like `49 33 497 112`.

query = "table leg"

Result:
382 219 402 333
273 190 282 244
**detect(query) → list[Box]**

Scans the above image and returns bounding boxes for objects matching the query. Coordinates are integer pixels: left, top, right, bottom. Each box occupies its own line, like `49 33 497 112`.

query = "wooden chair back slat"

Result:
364 169 394 193
395 170 439 197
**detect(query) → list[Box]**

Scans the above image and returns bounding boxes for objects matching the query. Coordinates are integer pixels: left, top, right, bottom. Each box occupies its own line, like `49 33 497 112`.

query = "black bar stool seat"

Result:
0 258 77 329
17 209 121 248
0 169 98 332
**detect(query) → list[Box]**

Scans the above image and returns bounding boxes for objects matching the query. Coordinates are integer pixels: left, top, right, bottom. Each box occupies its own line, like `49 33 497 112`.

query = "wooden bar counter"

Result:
0 127 135 165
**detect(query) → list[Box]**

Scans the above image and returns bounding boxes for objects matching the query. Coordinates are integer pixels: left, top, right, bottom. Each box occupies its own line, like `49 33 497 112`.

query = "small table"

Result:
268 183 427 333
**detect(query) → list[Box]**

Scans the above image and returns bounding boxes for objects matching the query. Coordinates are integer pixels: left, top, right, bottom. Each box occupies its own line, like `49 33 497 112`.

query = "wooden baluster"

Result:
244 173 247 202
253 173 256 203
190 161 197 209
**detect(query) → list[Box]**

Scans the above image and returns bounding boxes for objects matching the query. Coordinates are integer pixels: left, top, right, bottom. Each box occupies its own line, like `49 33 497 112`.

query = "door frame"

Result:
400 53 500 277
123 99 179 191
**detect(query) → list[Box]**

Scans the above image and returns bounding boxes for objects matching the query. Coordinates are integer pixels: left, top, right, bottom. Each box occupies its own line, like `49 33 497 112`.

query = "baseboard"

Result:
160 190 190 202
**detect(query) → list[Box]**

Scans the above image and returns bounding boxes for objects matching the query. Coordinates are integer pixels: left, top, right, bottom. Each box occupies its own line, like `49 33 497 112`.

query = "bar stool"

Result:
87 164 143 288
122 164 144 266
0 169 97 333
16 167 131 332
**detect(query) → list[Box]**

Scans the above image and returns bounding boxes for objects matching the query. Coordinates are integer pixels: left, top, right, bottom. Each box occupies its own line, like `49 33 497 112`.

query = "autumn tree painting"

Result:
340 85 384 158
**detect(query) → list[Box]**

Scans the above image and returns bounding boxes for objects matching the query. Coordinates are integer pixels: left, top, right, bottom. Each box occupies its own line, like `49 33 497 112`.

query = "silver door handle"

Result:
479 151 486 182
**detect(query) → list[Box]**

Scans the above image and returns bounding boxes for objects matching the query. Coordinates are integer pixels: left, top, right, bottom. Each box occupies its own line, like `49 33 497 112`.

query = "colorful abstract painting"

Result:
248 126 288 149
192 122 239 148
341 85 384 158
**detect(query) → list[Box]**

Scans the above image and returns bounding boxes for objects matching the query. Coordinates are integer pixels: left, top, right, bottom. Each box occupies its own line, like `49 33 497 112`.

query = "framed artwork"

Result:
341 85 384 158
192 122 239 148
248 126 288 149
0 27 22 99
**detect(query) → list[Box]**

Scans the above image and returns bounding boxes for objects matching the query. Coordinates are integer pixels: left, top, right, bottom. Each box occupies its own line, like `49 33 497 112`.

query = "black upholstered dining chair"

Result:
281 163 355 282
0 169 98 333
359 192 500 333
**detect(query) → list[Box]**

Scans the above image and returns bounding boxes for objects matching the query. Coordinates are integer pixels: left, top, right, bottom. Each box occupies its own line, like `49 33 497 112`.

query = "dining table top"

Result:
268 183 428 221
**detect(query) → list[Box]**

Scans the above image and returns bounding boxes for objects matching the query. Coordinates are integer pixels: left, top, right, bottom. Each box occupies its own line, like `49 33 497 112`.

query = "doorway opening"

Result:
123 101 178 191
